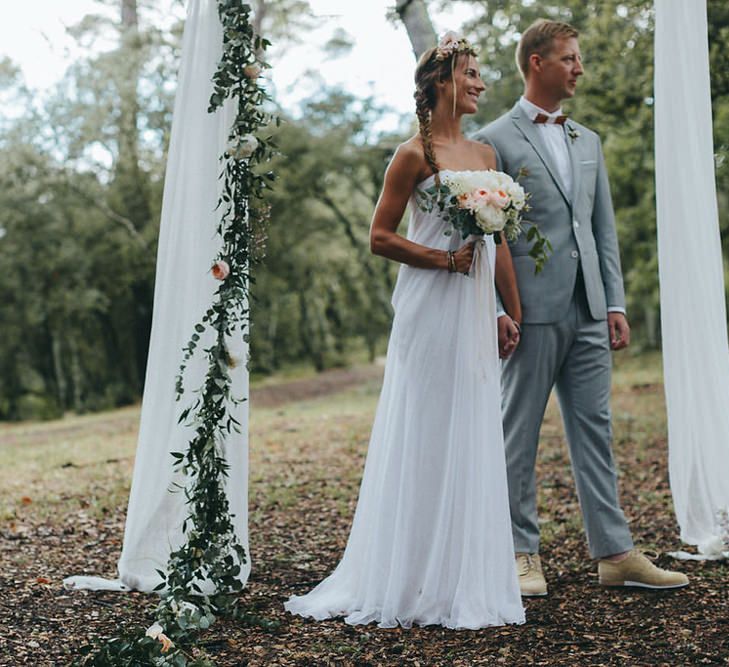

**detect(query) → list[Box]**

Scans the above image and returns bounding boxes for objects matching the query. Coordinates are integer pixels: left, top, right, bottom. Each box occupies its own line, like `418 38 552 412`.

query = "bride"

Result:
285 33 525 629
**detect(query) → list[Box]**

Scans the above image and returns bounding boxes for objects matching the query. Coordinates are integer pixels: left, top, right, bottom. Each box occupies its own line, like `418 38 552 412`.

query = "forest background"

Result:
2 0 729 421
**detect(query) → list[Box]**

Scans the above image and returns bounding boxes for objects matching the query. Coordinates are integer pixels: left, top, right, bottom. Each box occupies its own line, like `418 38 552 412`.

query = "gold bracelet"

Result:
447 251 456 273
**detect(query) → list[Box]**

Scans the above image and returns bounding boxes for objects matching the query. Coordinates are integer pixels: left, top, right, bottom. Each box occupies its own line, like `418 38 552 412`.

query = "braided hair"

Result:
414 42 476 186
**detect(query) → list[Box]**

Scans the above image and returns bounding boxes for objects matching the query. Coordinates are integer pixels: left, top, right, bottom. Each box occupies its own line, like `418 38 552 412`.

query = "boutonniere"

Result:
567 125 581 143
516 166 530 179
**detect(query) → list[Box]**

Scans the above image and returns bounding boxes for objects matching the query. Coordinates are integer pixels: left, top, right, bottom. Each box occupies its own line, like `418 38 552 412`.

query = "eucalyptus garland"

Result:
79 2 275 664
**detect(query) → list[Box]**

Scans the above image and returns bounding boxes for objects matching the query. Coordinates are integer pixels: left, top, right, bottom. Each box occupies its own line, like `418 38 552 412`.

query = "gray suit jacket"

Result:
474 102 625 324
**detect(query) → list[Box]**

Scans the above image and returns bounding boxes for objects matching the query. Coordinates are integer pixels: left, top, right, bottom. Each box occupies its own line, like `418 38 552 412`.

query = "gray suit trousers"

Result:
502 275 634 559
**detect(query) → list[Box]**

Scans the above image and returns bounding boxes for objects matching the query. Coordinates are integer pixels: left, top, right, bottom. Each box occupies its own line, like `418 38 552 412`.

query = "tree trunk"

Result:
644 304 659 349
299 291 325 372
51 331 67 409
117 0 153 398
114 0 149 232
68 335 84 413
266 299 278 371
121 0 138 27
395 0 437 60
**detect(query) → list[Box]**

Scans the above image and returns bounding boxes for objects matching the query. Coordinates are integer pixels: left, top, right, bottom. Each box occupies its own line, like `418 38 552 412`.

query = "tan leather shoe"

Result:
516 553 548 597
598 550 689 589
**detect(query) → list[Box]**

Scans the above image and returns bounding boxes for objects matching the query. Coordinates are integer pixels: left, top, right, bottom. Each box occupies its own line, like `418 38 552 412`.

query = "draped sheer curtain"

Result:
65 0 250 591
655 0 729 557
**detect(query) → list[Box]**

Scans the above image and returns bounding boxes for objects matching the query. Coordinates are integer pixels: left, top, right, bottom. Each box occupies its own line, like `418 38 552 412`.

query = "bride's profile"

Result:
285 32 525 630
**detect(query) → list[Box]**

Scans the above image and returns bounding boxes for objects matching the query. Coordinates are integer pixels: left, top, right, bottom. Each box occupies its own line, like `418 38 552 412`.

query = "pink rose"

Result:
488 189 509 209
158 633 174 653
459 189 492 213
458 192 479 211
212 260 230 280
475 189 491 204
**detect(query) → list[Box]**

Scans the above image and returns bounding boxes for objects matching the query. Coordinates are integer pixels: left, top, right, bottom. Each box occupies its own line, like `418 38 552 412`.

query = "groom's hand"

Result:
608 312 631 350
498 315 520 358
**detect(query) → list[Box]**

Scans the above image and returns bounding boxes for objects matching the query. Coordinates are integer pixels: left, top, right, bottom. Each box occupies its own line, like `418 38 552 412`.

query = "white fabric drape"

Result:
655 0 729 557
65 0 250 591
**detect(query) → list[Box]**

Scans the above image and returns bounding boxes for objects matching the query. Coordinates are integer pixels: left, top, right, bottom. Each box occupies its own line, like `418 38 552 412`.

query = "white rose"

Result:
507 182 526 209
446 171 482 196
229 134 258 159
475 205 506 234
145 622 163 639
438 31 462 51
492 170 512 190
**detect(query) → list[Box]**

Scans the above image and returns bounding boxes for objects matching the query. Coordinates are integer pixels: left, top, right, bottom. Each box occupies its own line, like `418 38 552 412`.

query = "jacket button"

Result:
573 219 580 228
571 250 579 259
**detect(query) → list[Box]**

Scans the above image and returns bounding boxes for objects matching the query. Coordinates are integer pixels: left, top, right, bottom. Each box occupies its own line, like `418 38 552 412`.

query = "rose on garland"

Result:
243 63 261 79
228 134 258 160
211 260 230 280
145 623 174 653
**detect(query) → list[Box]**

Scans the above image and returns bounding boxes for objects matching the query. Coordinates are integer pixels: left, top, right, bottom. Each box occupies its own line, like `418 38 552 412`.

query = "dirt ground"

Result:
1 356 727 666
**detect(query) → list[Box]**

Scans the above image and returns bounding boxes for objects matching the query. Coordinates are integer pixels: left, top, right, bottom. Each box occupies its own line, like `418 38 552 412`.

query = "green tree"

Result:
250 89 403 372
0 1 181 418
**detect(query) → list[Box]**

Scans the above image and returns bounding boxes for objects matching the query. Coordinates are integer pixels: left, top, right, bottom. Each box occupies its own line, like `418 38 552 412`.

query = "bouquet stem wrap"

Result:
472 239 499 379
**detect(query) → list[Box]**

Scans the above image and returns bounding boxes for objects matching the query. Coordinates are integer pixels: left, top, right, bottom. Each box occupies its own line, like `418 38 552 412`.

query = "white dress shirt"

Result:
519 96 572 197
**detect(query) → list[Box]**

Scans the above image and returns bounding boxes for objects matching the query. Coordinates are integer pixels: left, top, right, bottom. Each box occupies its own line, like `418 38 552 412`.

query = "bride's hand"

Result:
452 242 475 274
498 315 521 358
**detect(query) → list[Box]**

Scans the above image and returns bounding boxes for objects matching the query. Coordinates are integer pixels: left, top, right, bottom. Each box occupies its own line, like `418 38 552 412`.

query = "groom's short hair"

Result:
517 19 579 79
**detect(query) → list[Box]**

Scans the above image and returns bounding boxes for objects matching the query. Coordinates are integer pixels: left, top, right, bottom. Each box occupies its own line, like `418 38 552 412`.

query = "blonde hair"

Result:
413 44 477 184
516 19 579 79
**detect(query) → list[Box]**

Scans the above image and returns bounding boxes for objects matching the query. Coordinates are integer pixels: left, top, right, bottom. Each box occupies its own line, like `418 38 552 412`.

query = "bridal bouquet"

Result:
416 170 551 273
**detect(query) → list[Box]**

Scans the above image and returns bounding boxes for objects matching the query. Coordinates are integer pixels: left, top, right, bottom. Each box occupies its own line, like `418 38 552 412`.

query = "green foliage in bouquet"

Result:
415 174 552 274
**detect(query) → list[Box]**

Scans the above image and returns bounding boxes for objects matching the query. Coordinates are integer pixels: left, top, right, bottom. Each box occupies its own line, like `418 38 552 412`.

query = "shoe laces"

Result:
517 554 540 576
636 549 671 573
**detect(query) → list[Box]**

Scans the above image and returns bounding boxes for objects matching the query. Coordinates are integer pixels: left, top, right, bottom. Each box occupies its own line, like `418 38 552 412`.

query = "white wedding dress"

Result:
285 171 525 629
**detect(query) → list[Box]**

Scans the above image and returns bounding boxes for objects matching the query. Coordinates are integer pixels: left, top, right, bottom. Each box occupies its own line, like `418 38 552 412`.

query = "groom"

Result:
475 19 688 595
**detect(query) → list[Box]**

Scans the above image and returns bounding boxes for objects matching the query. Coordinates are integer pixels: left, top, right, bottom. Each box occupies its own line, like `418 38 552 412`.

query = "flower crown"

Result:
435 31 479 61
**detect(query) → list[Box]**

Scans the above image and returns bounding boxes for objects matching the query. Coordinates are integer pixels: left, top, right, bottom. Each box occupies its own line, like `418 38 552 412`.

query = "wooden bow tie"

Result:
533 113 568 125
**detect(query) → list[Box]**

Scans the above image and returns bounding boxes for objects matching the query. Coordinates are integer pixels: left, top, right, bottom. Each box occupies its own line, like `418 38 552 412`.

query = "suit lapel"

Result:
510 103 571 207
565 121 581 207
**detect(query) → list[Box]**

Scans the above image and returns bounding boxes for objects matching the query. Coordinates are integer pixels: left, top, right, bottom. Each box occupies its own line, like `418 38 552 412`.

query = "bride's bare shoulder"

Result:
396 136 428 163
388 136 430 179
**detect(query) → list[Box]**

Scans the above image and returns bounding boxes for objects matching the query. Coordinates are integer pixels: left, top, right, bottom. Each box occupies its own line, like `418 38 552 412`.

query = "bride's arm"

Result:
369 144 472 272
494 239 522 324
